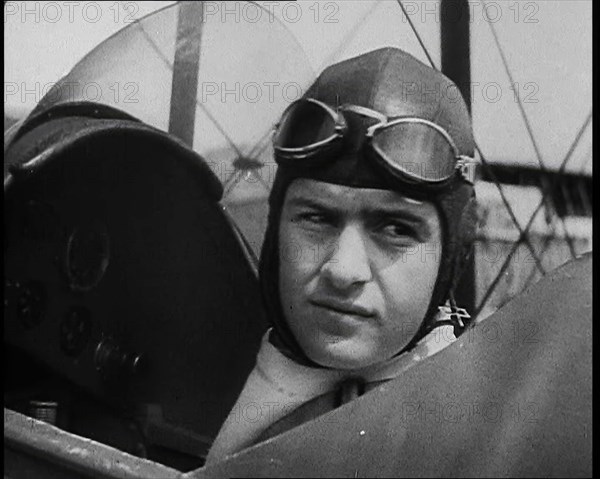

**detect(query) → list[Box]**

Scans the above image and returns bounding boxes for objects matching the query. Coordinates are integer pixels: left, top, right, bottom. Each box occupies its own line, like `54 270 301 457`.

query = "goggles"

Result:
273 98 477 184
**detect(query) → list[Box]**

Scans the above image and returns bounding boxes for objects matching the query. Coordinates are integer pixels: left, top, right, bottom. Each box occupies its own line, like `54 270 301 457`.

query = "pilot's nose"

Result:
320 224 372 290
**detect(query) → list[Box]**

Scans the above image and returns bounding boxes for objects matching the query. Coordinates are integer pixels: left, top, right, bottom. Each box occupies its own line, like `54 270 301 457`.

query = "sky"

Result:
4 1 593 175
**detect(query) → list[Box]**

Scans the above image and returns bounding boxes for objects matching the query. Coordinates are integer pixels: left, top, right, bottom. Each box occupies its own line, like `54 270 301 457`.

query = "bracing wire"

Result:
396 0 547 278
396 0 438 70
396 0 590 317
245 1 386 171
475 110 592 316
484 2 578 259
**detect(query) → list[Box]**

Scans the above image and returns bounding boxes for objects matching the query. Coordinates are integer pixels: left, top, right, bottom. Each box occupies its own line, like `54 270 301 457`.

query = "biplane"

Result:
4 1 592 477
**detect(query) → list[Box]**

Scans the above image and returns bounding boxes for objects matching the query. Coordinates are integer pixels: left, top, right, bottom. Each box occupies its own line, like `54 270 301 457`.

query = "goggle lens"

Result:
273 100 338 151
371 122 457 182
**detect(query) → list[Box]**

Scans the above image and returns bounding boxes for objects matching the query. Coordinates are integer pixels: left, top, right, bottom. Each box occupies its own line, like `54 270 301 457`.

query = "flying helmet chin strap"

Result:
427 191 477 340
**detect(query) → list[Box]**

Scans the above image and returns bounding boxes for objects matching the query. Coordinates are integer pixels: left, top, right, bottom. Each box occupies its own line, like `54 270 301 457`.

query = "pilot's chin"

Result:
307 339 380 371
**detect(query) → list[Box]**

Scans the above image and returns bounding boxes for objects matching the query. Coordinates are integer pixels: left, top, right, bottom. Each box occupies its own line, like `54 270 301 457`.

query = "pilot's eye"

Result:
377 221 418 243
294 211 332 226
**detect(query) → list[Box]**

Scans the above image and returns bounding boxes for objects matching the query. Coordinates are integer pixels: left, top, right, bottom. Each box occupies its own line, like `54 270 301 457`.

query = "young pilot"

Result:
207 47 477 463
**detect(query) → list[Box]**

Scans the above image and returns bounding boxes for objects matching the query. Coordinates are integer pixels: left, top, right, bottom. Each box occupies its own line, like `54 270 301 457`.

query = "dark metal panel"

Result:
4 111 267 463
190 253 592 478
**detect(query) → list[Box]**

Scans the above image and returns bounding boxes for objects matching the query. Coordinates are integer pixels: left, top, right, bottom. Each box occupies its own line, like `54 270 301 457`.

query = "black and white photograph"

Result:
4 1 592 477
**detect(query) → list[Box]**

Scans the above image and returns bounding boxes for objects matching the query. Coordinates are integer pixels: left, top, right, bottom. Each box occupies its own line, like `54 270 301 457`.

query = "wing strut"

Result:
168 1 204 146
440 0 475 314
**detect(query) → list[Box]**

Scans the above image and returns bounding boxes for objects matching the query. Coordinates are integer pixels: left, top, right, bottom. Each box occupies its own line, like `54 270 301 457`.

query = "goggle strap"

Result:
340 104 387 122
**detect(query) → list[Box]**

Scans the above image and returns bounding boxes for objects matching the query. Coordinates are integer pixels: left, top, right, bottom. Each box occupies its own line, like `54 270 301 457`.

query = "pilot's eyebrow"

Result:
286 197 335 212
366 205 424 219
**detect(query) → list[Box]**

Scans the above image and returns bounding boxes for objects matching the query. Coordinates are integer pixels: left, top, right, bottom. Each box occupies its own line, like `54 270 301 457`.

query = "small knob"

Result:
94 339 144 379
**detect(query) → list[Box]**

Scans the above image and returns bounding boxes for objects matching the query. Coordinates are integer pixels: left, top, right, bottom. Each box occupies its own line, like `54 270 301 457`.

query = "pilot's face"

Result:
278 179 442 370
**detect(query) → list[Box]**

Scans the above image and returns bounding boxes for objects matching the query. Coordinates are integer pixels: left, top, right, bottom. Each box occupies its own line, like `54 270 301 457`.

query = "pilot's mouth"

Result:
309 299 375 319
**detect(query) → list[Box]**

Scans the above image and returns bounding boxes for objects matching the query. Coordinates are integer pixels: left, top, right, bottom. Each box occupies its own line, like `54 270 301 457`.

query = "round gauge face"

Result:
65 222 110 293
